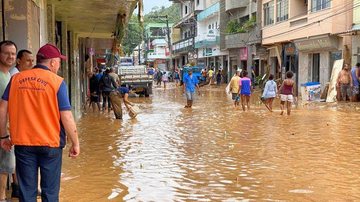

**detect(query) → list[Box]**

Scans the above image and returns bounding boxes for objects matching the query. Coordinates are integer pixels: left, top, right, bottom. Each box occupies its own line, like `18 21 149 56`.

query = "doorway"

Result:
312 53 320 82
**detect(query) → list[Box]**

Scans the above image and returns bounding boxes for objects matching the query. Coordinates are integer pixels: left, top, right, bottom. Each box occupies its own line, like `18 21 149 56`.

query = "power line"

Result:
262 2 359 41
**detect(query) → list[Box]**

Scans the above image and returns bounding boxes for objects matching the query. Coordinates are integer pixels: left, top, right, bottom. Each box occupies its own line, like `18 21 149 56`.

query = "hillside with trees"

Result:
122 4 181 55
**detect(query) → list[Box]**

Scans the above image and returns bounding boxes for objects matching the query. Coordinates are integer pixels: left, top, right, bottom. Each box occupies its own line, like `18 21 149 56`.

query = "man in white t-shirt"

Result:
9 49 34 76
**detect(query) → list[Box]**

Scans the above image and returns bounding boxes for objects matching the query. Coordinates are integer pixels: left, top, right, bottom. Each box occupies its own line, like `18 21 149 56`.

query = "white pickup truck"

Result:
117 65 153 97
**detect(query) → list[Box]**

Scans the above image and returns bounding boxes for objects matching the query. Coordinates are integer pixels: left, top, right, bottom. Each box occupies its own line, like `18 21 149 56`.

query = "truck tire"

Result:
148 83 153 94
144 88 150 97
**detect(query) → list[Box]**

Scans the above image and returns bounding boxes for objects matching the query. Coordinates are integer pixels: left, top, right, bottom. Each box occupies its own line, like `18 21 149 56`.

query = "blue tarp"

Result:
301 82 320 86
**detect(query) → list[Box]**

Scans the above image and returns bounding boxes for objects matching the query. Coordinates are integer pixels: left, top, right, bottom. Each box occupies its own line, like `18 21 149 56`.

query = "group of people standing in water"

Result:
229 70 296 115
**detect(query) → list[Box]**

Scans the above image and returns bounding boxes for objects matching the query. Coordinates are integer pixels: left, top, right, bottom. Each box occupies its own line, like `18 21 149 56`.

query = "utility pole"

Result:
164 15 173 71
138 44 141 65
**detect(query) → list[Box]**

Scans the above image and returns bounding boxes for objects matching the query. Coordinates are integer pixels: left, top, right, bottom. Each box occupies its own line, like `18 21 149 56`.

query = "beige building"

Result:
220 0 262 81
261 0 353 93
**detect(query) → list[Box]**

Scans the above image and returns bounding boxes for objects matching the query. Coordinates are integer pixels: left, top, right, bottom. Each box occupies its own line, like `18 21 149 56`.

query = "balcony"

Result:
173 12 195 28
172 37 195 54
225 28 261 49
197 2 219 21
195 36 220 48
147 52 169 60
225 0 248 11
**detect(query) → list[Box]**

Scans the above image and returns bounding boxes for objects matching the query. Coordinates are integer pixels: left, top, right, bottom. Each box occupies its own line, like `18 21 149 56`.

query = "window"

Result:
197 0 200 6
311 0 331 12
263 1 274 26
185 5 188 14
276 0 288 22
208 24 211 30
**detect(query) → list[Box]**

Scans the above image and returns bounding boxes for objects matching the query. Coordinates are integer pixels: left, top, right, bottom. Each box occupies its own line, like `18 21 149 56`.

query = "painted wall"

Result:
352 35 360 66
354 0 360 25
195 0 206 11
298 51 331 90
181 1 194 18
5 0 28 50
262 0 353 44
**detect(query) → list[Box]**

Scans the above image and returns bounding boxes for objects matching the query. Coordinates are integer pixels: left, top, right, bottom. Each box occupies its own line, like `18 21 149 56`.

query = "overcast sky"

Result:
143 0 173 14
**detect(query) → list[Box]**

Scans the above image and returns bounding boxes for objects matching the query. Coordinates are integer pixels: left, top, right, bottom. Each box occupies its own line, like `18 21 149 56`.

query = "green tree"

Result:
122 15 143 56
144 4 180 23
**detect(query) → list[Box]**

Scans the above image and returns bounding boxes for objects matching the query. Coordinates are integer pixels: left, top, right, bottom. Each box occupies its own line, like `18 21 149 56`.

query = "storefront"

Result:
295 35 342 90
197 46 228 71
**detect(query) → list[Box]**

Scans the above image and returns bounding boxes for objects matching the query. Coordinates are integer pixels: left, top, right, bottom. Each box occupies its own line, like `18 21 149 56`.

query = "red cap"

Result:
36 44 67 61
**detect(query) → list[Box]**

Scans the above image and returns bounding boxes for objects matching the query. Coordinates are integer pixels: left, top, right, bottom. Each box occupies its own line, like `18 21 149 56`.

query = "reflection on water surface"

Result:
61 84 360 201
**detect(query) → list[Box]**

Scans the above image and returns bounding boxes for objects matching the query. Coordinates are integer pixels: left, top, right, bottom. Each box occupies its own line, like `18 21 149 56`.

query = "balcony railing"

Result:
147 52 169 59
197 2 220 21
195 36 220 48
225 28 261 49
225 0 248 11
172 37 195 54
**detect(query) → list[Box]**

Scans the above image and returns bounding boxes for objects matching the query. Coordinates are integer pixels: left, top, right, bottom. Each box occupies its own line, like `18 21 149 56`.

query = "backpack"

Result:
100 74 114 91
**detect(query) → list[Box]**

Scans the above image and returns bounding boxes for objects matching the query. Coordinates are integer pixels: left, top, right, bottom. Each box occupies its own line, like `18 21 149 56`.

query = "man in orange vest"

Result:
0 44 80 201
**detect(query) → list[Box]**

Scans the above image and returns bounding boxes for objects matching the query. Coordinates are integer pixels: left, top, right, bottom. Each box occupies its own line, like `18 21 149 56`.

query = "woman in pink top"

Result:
278 71 295 115
238 70 252 111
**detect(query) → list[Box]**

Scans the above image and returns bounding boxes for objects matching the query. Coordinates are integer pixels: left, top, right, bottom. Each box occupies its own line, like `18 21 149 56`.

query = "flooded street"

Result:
60 84 360 201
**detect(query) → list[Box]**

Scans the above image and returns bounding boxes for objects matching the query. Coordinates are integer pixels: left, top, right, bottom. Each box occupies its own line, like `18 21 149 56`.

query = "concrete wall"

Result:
289 0 307 18
181 1 194 17
195 0 206 11
205 0 220 7
71 33 82 120
6 0 29 49
298 51 331 90
352 35 360 66
355 0 360 25
298 51 309 90
39 0 47 46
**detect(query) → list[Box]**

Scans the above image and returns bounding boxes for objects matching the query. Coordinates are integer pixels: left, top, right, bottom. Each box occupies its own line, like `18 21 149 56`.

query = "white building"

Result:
147 39 170 70
195 1 228 72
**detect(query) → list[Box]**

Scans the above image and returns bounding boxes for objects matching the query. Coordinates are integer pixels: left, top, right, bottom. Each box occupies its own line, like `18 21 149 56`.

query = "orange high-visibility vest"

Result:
8 68 63 147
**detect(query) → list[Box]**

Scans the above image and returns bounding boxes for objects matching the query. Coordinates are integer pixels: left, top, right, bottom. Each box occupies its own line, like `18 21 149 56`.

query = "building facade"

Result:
220 0 263 81
148 39 170 70
195 0 229 75
144 23 171 70
261 0 353 93
170 0 198 69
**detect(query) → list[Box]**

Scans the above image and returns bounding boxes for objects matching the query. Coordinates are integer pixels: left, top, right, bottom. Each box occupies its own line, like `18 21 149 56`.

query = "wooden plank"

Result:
326 59 344 102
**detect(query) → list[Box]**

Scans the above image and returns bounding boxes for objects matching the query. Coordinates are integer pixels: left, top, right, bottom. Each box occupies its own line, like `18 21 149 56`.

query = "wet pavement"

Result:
60 84 360 201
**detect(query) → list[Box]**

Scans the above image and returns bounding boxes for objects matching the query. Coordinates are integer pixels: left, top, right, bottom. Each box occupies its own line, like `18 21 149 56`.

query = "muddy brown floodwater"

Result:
60 84 360 201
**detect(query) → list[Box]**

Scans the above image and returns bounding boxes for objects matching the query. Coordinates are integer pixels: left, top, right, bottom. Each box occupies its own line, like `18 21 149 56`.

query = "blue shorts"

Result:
232 93 237 100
